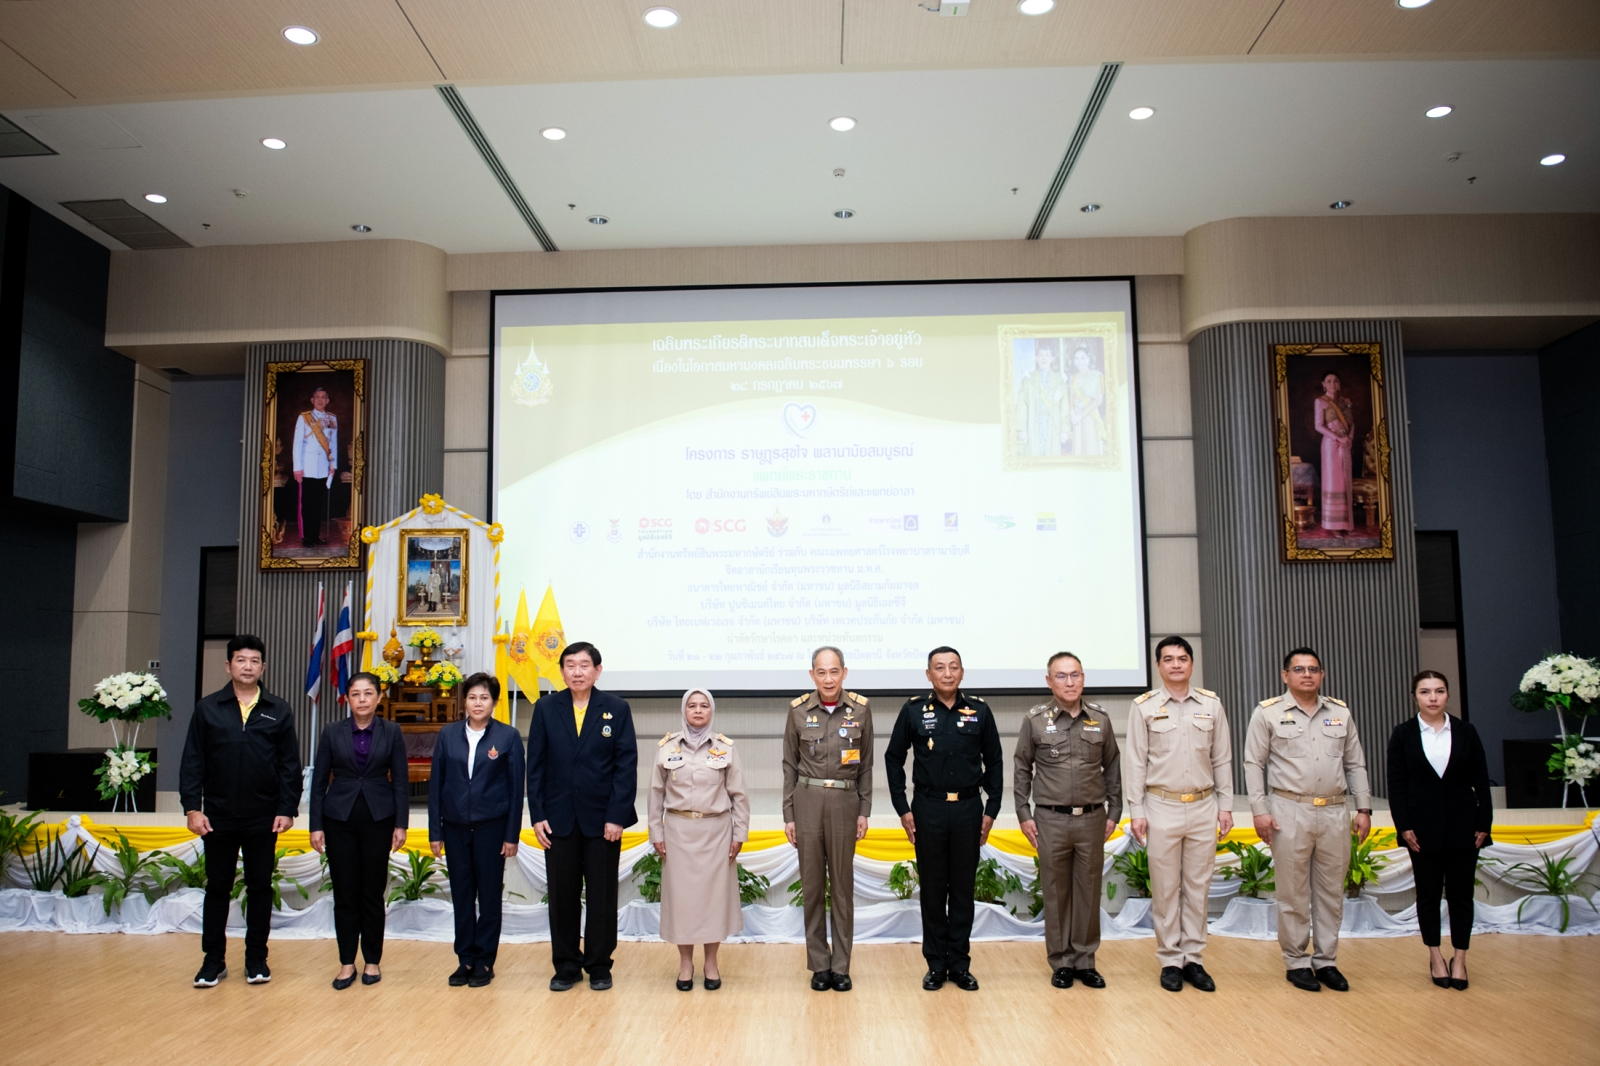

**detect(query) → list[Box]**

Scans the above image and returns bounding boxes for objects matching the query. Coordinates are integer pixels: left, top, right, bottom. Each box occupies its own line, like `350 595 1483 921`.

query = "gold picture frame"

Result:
998 323 1123 470
259 359 366 570
398 529 469 626
1270 343 1394 562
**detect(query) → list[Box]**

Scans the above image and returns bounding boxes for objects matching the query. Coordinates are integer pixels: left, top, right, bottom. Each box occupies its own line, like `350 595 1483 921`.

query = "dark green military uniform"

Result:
885 691 1004 977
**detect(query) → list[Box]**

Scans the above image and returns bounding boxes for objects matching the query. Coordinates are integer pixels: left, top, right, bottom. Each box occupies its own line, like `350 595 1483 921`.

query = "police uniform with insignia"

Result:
781 688 874 987
1125 685 1232 984
885 690 1004 984
1245 690 1371 982
1014 698 1122 984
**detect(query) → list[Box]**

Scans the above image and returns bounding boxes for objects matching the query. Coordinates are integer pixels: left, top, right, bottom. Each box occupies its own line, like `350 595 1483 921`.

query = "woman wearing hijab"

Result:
649 688 750 990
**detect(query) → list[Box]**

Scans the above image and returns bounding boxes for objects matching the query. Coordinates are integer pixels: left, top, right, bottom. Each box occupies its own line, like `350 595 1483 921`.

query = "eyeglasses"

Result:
1050 672 1084 682
1288 666 1323 676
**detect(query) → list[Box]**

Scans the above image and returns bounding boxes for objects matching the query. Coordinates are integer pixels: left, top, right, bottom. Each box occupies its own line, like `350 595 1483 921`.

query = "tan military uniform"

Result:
648 730 751 945
1014 700 1122 972
1244 691 1372 971
1125 685 1233 969
782 690 874 975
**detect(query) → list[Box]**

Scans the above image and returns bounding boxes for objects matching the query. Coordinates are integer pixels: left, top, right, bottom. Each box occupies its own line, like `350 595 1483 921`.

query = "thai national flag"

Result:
332 582 354 707
305 583 325 708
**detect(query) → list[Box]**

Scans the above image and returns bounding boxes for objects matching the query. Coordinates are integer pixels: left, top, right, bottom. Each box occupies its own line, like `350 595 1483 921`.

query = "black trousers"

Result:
442 820 506 968
202 826 276 965
547 829 621 980
324 794 394 966
912 794 983 974
1409 845 1479 950
300 477 328 544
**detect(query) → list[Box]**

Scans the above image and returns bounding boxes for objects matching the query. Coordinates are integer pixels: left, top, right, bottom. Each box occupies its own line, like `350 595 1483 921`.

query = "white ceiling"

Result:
0 57 1593 255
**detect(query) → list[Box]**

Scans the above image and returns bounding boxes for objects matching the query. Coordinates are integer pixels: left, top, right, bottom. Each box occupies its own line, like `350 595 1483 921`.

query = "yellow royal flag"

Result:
492 618 511 723
506 590 542 698
530 584 567 691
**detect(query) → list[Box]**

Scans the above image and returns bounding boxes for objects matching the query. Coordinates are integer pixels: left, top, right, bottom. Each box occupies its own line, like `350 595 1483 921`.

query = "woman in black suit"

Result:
1386 670 1492 991
310 671 410 989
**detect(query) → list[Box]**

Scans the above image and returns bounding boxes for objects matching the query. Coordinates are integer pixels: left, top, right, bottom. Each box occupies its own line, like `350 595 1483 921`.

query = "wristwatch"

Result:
1356 808 1372 815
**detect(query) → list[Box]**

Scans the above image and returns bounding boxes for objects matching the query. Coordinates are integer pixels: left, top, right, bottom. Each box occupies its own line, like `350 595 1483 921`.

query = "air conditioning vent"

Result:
59 199 191 249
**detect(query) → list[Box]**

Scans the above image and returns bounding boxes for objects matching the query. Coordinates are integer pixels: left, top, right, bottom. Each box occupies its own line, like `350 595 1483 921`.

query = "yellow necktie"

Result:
574 702 588 736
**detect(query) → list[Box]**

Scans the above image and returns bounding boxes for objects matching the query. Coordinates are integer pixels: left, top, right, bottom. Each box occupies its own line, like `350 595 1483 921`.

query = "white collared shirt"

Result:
465 722 487 779
1419 714 1452 778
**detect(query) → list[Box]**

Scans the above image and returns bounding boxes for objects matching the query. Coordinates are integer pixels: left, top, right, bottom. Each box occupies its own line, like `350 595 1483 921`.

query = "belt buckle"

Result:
946 792 959 802
1071 806 1084 816
1312 796 1327 806
1179 793 1194 803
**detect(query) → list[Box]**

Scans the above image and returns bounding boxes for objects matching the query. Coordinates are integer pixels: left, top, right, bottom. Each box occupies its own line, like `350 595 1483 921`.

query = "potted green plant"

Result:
1212 841 1278 939
77 672 171 813
629 851 663 904
973 857 1025 916
1512 654 1600 808
1345 831 1392 899
888 860 920 901
89 832 165 924
1108 845 1155 931
1503 853 1600 934
737 866 773 906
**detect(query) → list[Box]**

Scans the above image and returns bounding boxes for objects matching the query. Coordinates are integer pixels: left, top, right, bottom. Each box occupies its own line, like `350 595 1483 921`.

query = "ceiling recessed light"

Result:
1080 203 1100 213
834 209 855 219
1424 105 1452 118
541 127 567 141
829 116 856 132
1540 153 1567 166
144 193 167 204
282 26 318 45
588 215 609 225
351 224 371 233
261 137 287 150
1017 0 1055 14
1128 107 1155 121
1330 200 1353 210
643 7 679 28
1396 0 1432 8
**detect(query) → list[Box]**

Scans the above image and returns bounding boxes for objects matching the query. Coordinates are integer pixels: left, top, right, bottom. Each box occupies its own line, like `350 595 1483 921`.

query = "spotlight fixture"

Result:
1424 105 1452 118
144 193 167 204
541 127 567 141
1079 203 1100 213
1540 153 1567 166
1396 0 1432 8
588 215 609 225
261 137 287 150
351 224 372 233
1330 200 1353 210
643 7 679 28
829 116 856 132
282 26 318 45
1017 0 1055 14
1128 107 1155 121
834 209 855 219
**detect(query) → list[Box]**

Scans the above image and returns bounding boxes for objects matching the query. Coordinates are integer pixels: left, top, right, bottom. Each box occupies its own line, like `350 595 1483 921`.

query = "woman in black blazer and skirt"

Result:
1386 670 1492 991
310 672 410 989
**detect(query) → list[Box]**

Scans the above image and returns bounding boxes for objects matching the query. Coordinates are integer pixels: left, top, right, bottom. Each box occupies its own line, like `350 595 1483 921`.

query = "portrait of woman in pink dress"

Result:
1313 371 1354 533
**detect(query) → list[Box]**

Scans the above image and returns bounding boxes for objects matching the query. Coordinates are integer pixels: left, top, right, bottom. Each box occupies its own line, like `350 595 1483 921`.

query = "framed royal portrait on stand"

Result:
397 529 468 626
1270 343 1394 561
259 359 366 570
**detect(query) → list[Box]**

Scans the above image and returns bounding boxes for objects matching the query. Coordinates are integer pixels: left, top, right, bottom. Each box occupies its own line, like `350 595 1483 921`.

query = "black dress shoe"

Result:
1314 966 1349 992
1286 968 1321 992
829 972 851 992
811 971 833 991
704 977 722 990
922 970 946 991
468 965 493 988
549 975 575 991
361 973 381 986
332 972 357 991
1075 968 1106 989
1181 963 1215 992
1159 967 1183 992
1449 977 1469 991
589 973 613 991
1053 968 1075 989
950 971 980 991
449 964 473 987
676 977 693 992
1430 962 1451 988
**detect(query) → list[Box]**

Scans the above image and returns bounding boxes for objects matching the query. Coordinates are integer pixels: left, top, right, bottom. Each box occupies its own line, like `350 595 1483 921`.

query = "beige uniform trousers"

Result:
1145 792 1218 968
793 782 858 974
1271 797 1351 970
1035 806 1103 971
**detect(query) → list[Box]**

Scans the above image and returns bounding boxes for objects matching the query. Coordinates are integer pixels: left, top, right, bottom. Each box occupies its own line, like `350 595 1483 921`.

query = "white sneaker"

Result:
245 964 271 984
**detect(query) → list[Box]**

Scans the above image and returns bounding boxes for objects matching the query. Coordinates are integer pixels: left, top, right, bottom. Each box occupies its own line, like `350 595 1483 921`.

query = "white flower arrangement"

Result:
1518 655 1600 705
1559 741 1600 789
79 671 172 724
96 745 154 796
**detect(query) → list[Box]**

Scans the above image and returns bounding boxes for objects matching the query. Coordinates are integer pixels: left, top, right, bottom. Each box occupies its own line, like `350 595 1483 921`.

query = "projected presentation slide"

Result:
492 280 1147 692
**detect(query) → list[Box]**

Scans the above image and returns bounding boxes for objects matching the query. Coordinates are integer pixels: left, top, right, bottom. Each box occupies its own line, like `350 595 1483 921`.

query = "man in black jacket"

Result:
179 634 302 988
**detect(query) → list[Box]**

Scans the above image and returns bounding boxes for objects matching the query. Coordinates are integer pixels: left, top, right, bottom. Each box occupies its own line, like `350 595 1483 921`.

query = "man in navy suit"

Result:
527 642 639 991
428 672 525 988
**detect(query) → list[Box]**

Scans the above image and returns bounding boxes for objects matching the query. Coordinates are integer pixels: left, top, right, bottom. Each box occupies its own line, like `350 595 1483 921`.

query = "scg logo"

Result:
638 517 672 529
695 518 746 534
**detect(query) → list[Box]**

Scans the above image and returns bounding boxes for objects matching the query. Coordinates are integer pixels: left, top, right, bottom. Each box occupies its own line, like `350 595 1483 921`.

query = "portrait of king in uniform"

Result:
260 360 366 569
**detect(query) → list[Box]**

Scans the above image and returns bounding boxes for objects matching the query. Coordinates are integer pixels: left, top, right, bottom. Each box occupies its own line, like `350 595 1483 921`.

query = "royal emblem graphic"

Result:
534 627 565 663
510 347 553 408
767 508 789 538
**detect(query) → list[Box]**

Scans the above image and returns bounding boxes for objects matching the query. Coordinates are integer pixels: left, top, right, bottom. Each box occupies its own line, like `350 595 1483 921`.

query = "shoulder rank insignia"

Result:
1028 706 1040 717
846 691 868 706
790 693 809 707
1259 696 1283 708
1134 690 1155 704
658 733 673 747
1197 687 1217 699
1326 696 1347 708
1085 701 1103 712
715 732 732 744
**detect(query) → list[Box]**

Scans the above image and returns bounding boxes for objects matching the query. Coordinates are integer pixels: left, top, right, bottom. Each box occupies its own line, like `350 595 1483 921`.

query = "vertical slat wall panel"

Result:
1190 320 1417 797
235 340 445 764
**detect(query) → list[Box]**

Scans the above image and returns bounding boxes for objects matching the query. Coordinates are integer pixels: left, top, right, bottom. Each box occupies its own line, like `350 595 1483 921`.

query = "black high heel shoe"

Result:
1448 958 1468 991
676 975 694 992
1429 960 1450 988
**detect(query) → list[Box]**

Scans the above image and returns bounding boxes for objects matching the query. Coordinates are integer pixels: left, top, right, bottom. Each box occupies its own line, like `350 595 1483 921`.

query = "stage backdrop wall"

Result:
236 340 444 765
1190 320 1420 798
1539 320 1600 661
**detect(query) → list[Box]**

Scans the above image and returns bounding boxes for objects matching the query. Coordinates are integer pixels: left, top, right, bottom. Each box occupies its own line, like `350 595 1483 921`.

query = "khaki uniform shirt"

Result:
782 691 874 821
647 730 750 844
1013 701 1122 823
1244 691 1372 817
1124 685 1234 818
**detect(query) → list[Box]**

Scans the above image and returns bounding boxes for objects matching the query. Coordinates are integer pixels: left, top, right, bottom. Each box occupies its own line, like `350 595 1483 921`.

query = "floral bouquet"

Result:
1515 654 1600 808
427 662 464 690
371 663 400 686
77 672 171 813
408 628 444 652
1549 738 1600 791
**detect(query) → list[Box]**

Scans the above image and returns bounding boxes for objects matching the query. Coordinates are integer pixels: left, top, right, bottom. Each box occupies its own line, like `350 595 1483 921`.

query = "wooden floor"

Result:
3 933 1597 1066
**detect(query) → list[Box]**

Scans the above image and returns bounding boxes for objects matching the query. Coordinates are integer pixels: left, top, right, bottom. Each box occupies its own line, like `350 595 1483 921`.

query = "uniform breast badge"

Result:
487 747 499 760
601 725 612 737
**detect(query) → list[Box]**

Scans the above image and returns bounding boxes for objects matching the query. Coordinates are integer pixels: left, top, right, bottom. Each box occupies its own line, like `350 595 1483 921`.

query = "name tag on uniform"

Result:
1082 726 1101 733
840 749 860 765
1193 712 1212 720
1045 725 1057 733
665 754 685 767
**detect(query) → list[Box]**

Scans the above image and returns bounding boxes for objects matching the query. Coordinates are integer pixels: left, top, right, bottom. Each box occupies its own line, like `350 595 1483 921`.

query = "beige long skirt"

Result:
660 810 743 945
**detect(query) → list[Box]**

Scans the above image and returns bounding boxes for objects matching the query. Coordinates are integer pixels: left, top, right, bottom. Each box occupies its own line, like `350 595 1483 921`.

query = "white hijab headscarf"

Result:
681 688 715 748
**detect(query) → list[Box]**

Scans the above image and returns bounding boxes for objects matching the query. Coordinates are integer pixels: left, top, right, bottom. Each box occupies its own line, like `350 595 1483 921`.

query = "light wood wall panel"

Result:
443 356 488 451
1136 274 1183 342
1137 343 1192 438
1146 537 1203 636
451 291 490 357
1141 439 1198 537
1256 0 1600 57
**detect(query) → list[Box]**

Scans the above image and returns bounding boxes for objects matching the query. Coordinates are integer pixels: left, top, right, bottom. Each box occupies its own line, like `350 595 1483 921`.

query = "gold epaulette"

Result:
967 693 987 705
1197 687 1217 699
1326 696 1347 708
846 691 868 706
790 692 809 707
1134 690 1155 704
1259 695 1283 708
715 732 733 745
658 733 673 747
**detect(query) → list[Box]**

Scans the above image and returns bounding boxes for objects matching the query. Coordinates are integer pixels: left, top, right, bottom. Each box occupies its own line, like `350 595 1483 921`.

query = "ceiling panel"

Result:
0 42 72 108
403 0 843 82
0 0 439 102
1256 0 1600 57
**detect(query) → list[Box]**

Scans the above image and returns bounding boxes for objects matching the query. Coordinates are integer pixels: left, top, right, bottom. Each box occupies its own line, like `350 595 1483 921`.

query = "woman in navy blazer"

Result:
309 671 409 990
428 671 525 988
1386 671 1493 991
